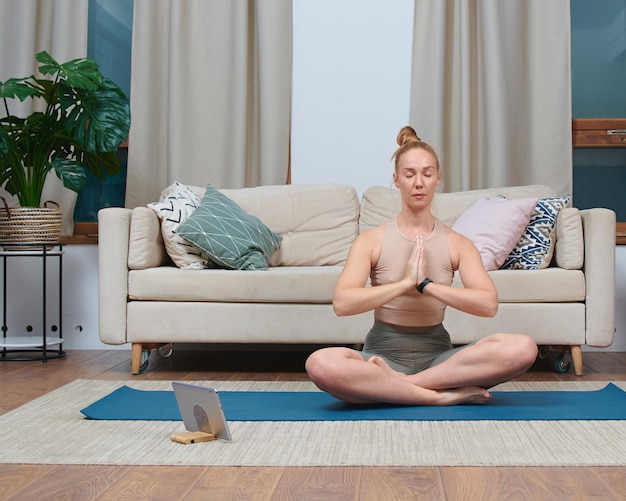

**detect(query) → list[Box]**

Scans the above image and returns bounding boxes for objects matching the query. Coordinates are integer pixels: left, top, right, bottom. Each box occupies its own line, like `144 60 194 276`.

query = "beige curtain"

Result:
126 0 292 208
0 0 88 235
410 0 572 196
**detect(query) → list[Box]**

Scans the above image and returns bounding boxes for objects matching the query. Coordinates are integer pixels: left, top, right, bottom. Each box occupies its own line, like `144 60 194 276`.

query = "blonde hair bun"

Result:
391 125 440 171
396 125 421 146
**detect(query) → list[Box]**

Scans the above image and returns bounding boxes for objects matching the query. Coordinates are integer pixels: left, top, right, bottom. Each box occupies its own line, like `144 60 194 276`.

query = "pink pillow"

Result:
451 197 538 271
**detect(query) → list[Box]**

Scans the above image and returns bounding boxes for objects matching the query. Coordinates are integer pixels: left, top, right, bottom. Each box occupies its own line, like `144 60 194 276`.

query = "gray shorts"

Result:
360 321 473 375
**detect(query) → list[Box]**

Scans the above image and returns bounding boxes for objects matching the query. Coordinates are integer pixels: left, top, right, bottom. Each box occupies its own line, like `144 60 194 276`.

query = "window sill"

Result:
58 222 98 245
617 223 626 246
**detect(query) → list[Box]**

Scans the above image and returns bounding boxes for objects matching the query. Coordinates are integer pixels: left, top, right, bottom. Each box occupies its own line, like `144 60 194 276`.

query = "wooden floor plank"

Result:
439 467 532 500
94 465 206 500
0 348 625 500
0 464 57 499
3 465 129 501
359 466 445 500
182 466 285 501
271 467 363 501
507 466 620 500
592 466 626 499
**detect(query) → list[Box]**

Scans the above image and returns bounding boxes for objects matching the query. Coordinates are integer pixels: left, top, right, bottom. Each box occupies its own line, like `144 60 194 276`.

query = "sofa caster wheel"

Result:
555 351 571 373
538 345 551 360
157 343 174 358
138 349 150 373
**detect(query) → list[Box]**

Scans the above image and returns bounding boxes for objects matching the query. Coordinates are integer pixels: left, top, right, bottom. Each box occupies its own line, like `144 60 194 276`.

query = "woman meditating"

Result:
305 126 538 406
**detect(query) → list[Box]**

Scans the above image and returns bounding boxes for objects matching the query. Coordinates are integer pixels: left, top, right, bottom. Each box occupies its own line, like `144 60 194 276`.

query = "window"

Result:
76 1 626 222
74 0 133 223
571 0 626 221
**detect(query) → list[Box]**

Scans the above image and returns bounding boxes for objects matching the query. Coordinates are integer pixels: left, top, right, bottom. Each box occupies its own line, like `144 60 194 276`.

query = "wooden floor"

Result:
1 347 625 500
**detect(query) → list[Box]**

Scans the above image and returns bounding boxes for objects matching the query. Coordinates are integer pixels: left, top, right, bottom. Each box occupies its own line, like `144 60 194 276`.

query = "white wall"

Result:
1 245 116 351
2 1 624 353
611 247 626 351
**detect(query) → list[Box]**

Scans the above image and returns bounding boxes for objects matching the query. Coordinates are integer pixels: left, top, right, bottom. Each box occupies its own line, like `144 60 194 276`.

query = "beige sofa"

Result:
98 183 616 375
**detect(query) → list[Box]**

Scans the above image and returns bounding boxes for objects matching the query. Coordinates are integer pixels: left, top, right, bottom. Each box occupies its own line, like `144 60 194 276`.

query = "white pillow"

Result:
148 182 210 269
128 207 169 270
451 197 538 271
555 207 584 270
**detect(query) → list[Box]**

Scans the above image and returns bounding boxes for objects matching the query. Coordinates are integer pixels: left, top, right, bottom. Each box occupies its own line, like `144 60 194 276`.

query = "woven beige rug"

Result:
0 380 624 467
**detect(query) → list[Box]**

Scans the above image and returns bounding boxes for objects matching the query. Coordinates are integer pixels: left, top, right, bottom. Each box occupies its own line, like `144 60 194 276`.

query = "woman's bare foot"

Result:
434 386 492 406
367 355 491 406
368 355 409 379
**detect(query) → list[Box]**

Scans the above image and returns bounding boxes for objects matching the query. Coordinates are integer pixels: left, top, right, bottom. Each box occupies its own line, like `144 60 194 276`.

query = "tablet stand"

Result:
170 431 216 444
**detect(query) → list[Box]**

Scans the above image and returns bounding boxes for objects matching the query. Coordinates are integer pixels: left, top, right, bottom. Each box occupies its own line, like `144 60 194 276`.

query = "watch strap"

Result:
417 277 432 293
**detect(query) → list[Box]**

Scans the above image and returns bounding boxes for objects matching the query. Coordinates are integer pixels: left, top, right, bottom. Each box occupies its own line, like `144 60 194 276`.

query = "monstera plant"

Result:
0 50 130 208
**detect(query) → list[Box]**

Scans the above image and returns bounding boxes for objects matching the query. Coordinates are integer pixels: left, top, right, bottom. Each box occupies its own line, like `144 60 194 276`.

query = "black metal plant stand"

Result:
0 243 66 362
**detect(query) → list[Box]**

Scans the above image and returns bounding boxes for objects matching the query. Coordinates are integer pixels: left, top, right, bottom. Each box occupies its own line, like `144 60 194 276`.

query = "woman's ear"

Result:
393 171 399 188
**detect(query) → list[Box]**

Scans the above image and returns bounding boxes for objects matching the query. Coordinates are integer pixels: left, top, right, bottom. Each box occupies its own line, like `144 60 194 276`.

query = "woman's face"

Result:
393 147 441 209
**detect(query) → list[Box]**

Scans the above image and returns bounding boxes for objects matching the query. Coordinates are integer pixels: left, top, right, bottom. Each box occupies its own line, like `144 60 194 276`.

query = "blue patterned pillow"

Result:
176 184 282 270
501 196 570 270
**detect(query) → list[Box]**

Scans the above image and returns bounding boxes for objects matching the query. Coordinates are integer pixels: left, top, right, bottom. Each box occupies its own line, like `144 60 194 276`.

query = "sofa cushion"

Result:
555 207 584 270
176 184 283 270
128 266 342 302
129 266 584 304
453 268 585 302
501 196 571 270
451 197 537 271
148 182 209 269
128 207 169 270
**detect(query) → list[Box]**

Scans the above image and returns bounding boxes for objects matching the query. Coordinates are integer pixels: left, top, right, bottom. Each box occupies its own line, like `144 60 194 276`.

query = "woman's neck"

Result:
396 212 436 239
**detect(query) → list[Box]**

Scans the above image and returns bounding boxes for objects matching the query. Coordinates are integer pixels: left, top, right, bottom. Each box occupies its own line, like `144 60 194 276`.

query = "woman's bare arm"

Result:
420 230 498 317
332 228 417 316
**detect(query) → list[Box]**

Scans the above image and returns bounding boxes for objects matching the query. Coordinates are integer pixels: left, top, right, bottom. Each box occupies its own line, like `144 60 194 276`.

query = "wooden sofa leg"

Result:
571 345 584 376
131 343 143 375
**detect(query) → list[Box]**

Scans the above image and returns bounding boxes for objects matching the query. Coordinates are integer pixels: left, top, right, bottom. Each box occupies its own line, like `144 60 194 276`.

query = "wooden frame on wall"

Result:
572 119 626 245
572 119 626 147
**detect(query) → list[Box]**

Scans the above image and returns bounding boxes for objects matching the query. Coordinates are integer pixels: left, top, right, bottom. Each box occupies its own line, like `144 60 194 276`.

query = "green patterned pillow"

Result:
176 184 282 270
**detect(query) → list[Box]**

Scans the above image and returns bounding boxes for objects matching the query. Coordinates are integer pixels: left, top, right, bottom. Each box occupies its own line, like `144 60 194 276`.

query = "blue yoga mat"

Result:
80 383 626 421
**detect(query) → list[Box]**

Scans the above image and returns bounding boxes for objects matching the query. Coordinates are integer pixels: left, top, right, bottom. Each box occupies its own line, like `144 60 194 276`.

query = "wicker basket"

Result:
0 198 62 251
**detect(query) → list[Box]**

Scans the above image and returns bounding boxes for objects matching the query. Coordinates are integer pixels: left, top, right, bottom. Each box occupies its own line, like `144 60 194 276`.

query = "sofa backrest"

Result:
359 184 559 231
224 183 360 266
359 184 584 270
129 182 583 271
176 183 360 267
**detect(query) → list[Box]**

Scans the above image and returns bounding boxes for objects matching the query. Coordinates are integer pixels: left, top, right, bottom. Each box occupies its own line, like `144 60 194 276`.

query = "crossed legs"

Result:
305 333 538 406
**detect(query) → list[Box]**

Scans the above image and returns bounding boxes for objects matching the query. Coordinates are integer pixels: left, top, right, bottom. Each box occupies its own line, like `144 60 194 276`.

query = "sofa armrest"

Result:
98 207 132 345
581 208 616 347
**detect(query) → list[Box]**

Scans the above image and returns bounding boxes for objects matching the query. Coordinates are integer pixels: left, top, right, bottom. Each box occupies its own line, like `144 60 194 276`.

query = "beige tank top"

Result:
371 217 453 327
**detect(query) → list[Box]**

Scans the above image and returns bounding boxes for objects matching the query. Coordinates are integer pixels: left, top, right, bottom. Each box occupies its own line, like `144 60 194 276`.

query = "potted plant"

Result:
0 50 130 246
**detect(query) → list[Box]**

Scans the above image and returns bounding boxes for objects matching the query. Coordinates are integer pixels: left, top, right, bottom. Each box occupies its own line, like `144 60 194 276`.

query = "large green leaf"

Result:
0 127 19 190
0 123 9 154
36 51 102 91
81 150 122 180
50 157 87 193
0 77 41 102
0 115 34 171
62 78 130 153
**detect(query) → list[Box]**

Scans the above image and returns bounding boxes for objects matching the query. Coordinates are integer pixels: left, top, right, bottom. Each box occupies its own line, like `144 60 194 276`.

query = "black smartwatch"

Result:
417 277 432 293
